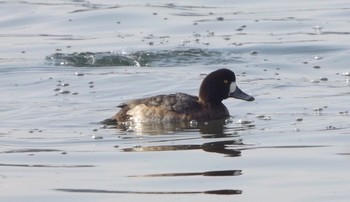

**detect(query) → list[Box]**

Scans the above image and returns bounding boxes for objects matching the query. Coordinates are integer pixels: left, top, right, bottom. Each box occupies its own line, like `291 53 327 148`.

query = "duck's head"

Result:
199 68 255 104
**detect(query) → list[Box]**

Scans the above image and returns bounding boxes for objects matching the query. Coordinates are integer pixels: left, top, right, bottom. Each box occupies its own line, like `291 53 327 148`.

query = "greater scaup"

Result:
110 68 254 123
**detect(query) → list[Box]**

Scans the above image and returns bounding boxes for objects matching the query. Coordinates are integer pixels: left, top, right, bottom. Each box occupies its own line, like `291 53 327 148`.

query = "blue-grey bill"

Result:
229 86 255 101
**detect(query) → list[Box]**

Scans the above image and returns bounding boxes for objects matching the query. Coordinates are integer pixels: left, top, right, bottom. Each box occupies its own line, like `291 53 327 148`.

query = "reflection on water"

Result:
103 117 254 136
122 140 243 157
128 169 242 177
109 118 253 157
55 188 242 195
0 148 62 154
2 0 350 200
0 163 94 168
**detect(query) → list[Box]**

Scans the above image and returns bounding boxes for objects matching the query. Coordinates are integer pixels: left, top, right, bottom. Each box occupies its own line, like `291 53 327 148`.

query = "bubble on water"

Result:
313 107 323 114
71 92 79 95
326 126 336 130
263 116 271 120
207 31 215 36
216 17 224 21
310 79 320 83
225 118 233 124
250 50 258 55
29 128 41 133
75 72 84 76
314 56 323 60
313 65 321 69
312 25 323 34
193 32 201 37
236 25 246 31
295 118 303 122
92 135 103 139
60 90 71 94
342 72 350 76
312 25 323 29
236 119 253 124
223 36 230 41
60 83 69 86
189 119 198 127
319 77 328 81
257 115 271 120
53 87 60 91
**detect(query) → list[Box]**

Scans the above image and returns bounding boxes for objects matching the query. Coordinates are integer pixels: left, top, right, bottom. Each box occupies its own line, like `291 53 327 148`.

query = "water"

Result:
1 1 350 201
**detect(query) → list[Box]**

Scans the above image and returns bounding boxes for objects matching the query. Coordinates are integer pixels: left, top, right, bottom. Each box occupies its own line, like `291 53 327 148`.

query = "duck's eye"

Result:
223 80 229 84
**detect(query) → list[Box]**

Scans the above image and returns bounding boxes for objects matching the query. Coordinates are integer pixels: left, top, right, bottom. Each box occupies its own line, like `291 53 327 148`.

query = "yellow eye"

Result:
224 80 229 84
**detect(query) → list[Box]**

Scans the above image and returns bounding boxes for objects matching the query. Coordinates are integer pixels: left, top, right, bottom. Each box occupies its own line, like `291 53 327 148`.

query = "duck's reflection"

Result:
106 118 254 157
91 119 249 196
122 139 243 157
104 117 254 136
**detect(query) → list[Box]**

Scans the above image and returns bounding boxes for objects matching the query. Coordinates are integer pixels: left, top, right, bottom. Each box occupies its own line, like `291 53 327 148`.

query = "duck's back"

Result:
114 93 202 123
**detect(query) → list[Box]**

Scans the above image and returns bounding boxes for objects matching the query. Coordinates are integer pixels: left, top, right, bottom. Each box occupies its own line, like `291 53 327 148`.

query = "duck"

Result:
110 68 254 124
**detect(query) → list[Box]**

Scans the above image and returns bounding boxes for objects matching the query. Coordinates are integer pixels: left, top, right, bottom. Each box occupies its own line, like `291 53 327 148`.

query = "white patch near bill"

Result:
229 82 237 95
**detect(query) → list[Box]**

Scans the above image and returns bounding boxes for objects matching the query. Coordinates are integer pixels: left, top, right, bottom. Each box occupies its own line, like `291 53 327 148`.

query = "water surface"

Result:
0 1 350 202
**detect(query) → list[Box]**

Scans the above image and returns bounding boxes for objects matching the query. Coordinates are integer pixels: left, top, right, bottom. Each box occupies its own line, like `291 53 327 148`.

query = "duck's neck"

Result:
199 98 223 108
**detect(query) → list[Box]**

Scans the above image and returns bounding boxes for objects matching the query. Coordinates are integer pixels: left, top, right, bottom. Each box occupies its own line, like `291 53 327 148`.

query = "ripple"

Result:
55 188 242 195
46 52 140 67
128 170 242 177
45 48 242 67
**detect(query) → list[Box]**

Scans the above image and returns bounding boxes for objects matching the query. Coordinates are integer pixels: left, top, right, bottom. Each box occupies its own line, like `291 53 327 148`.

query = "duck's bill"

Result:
229 86 255 101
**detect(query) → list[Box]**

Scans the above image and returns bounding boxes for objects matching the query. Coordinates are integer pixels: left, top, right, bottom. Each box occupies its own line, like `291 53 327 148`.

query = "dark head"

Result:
199 68 254 104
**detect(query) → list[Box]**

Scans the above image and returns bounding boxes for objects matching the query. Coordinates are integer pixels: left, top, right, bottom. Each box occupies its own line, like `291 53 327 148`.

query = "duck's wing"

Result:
168 93 200 113
119 93 200 112
113 93 200 123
